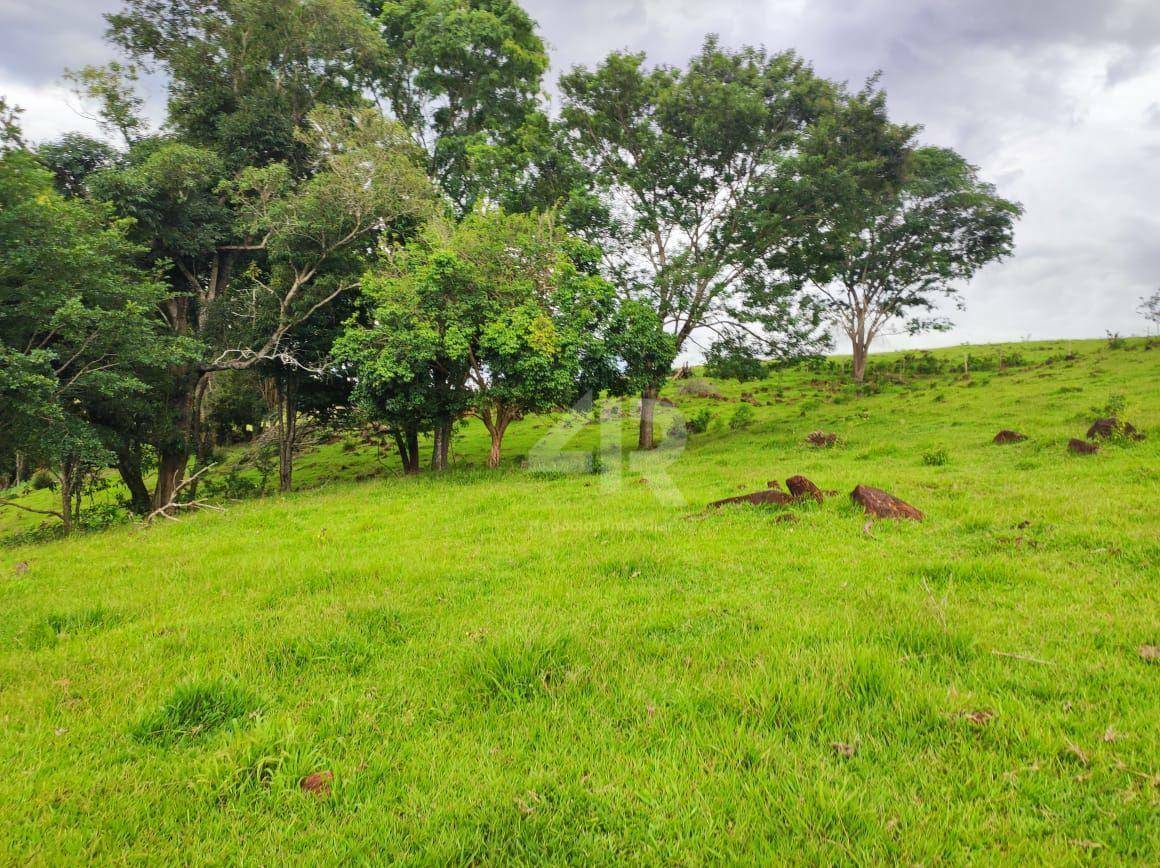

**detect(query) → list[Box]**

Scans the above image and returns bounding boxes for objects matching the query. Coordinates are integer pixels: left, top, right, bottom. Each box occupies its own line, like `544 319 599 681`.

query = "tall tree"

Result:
105 0 386 169
361 0 549 212
70 0 436 510
768 82 1022 383
0 109 176 532
559 36 832 449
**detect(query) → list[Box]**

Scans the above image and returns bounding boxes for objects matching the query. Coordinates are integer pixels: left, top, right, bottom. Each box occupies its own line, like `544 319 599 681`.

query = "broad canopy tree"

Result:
335 208 671 470
361 0 549 212
768 82 1023 382
559 37 833 448
64 0 437 508
0 108 178 531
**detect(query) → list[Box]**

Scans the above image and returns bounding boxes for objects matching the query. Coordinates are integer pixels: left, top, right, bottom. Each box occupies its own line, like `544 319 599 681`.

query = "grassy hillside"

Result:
1 337 1157 862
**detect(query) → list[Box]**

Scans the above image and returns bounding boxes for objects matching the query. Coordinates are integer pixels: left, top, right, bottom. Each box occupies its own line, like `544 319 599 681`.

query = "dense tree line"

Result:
0 0 1020 532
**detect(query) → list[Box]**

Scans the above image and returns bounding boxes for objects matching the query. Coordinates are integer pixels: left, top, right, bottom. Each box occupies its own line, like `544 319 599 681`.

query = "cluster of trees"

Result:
0 0 1021 532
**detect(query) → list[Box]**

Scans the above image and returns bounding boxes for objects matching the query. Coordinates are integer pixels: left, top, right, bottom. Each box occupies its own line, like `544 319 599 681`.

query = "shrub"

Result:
1092 394 1127 418
728 404 755 431
685 408 713 434
588 447 609 475
79 503 130 532
678 378 721 399
922 447 949 467
29 469 55 491
1105 331 1126 349
201 468 261 501
704 334 768 382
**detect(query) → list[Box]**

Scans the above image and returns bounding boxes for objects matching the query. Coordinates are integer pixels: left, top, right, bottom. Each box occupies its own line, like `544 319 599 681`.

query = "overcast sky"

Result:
2 0 1158 351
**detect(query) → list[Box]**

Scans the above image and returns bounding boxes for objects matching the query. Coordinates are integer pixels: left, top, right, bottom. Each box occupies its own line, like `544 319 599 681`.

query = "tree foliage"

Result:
767 81 1023 381
336 208 671 469
559 36 833 445
0 122 180 530
362 0 549 211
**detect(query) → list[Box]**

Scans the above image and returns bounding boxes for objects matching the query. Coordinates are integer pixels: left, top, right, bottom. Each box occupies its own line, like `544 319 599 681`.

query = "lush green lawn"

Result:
1 338 1157 862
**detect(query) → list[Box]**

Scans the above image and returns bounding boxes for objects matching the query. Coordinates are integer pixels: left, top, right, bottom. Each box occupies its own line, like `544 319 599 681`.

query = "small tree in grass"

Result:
337 208 670 470
1139 289 1160 333
768 81 1022 383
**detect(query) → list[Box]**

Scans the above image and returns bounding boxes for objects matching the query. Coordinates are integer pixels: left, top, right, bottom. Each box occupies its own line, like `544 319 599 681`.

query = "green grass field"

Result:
1 337 1157 862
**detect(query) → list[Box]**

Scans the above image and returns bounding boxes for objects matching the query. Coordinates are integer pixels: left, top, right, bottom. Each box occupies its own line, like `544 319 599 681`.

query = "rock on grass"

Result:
851 485 923 520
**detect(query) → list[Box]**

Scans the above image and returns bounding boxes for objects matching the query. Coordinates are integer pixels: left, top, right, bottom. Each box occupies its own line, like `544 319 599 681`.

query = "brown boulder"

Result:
851 485 923 520
709 489 793 509
1068 438 1099 455
993 429 1027 444
786 475 823 504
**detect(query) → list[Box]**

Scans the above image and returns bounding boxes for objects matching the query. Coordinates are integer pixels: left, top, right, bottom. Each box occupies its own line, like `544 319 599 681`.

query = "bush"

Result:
922 447 949 467
1092 394 1127 418
588 448 609 475
29 469 55 491
79 503 129 532
685 408 713 434
704 334 768 382
678 378 721 398
728 404 755 431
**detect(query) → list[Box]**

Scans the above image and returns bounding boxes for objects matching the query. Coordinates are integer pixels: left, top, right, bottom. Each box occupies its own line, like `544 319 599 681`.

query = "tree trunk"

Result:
276 371 299 493
187 374 215 500
13 452 25 486
638 383 660 451
406 428 420 474
152 447 189 512
114 442 152 516
150 367 201 510
851 339 869 384
59 456 75 536
431 418 451 471
486 416 510 469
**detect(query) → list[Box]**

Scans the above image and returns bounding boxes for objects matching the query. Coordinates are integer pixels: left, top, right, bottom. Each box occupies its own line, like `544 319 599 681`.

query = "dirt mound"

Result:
786 475 823 504
851 485 923 520
993 429 1027 444
1068 438 1099 455
1086 417 1142 441
709 489 794 509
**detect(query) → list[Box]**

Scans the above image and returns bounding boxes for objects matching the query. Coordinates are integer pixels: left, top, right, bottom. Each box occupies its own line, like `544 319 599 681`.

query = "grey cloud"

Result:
522 0 1160 346
0 0 119 86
